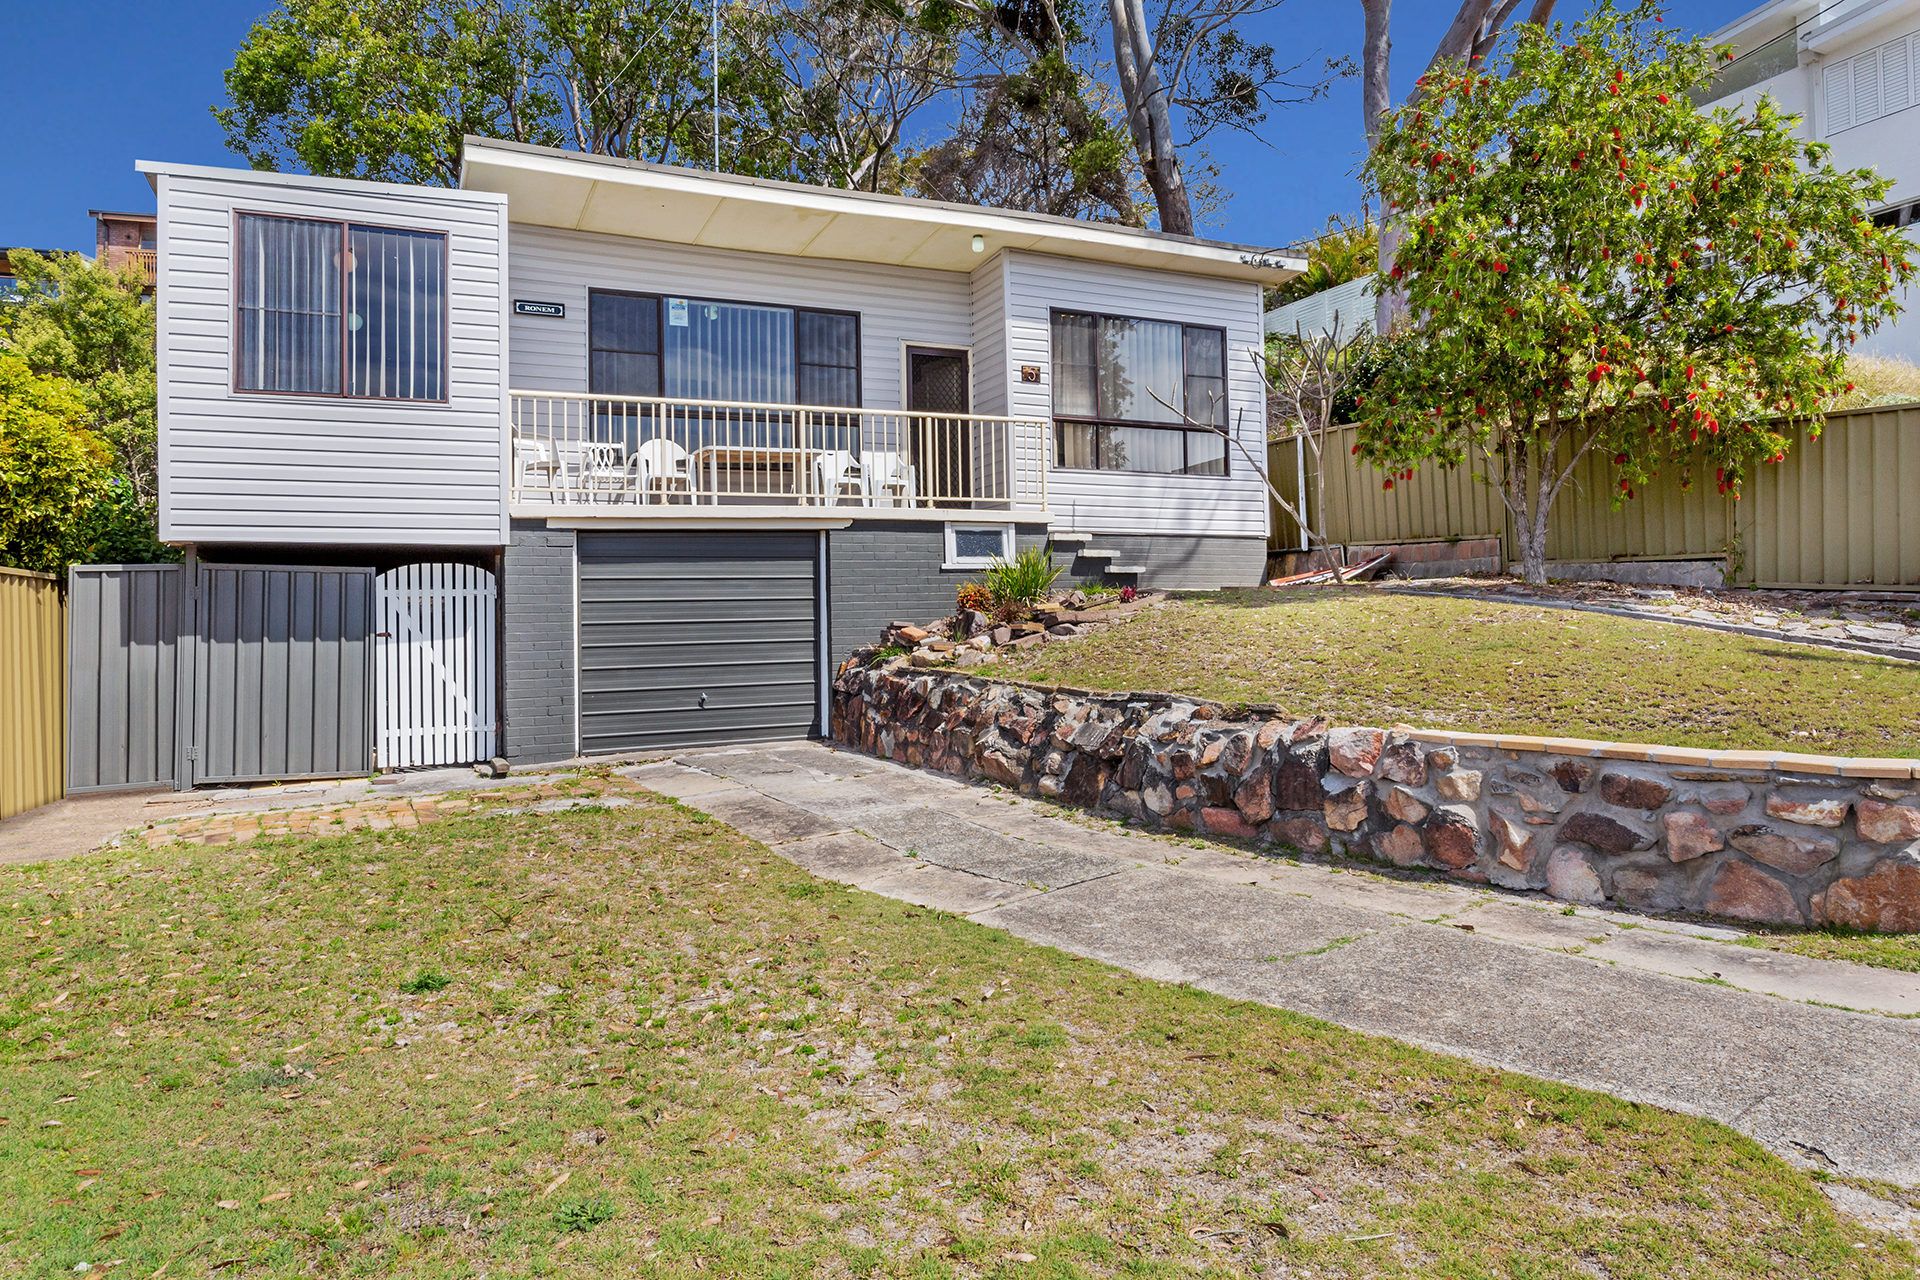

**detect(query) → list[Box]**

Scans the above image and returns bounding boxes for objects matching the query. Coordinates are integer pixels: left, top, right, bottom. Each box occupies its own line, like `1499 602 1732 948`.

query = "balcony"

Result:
509 391 1050 517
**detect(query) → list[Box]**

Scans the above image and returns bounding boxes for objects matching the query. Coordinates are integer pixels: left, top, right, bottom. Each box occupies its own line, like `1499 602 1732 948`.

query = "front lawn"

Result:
997 588 1920 757
2 789 1913 1277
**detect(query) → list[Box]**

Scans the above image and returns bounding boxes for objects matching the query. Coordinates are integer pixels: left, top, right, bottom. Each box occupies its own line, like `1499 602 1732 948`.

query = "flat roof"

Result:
459 137 1302 285
87 209 156 221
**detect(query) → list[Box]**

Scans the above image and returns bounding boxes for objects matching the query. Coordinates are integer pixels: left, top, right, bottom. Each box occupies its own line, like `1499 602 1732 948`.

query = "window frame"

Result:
943 522 1015 570
585 287 863 407
230 208 451 404
1047 307 1230 478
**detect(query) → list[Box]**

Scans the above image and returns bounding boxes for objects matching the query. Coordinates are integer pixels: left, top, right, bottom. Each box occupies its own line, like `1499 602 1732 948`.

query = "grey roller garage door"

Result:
578 532 820 752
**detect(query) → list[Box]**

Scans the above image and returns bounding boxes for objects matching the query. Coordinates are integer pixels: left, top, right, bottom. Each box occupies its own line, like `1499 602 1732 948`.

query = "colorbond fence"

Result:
1270 404 1920 589
1 567 66 819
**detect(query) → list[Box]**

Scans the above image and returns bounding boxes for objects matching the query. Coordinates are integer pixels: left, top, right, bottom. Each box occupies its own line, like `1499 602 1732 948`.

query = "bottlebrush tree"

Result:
1356 0 1912 584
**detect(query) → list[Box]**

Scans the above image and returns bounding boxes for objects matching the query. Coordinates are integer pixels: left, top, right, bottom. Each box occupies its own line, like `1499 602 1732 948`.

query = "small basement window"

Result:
944 523 1013 569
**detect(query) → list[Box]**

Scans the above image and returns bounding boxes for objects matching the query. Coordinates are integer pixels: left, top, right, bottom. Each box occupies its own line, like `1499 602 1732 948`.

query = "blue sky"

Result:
2 1 1757 255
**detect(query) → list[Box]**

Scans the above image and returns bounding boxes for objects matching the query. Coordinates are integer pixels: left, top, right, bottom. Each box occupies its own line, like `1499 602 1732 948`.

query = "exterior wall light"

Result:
970 234 986 254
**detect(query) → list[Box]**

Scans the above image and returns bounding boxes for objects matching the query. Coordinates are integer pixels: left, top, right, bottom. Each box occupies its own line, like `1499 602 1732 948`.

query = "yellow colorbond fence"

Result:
1 567 66 819
1270 404 1920 588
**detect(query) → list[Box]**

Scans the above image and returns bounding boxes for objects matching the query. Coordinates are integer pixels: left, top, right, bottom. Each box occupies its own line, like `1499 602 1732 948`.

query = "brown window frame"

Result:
1048 308 1230 478
230 209 451 404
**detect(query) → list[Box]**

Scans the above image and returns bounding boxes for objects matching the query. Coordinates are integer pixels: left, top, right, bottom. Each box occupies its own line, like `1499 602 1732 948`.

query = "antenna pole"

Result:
711 0 721 170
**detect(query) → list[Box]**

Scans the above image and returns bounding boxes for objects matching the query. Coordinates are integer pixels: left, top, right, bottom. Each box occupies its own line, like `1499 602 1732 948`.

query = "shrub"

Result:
955 580 993 614
984 547 1063 620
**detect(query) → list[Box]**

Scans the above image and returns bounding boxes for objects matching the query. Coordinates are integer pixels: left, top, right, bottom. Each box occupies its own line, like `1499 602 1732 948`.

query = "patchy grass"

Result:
2 795 1915 1278
996 589 1920 757
1736 926 1920 974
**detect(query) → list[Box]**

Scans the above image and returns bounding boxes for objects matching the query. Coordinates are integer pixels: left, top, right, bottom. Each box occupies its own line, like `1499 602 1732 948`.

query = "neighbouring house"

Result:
89 208 158 293
0 246 62 300
1699 0 1920 360
1263 274 1374 342
128 141 1296 776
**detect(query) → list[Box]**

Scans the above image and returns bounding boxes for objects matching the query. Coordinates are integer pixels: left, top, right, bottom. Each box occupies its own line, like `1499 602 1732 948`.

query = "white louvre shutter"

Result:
1828 57 1855 133
1855 47 1882 124
1887 36 1914 117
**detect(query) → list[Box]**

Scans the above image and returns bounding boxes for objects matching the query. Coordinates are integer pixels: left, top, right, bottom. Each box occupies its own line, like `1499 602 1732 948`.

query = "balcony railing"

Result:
509 391 1049 513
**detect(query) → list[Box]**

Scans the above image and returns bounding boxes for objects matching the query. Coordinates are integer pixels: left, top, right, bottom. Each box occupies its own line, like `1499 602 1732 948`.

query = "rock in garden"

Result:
1323 780 1370 832
1374 823 1425 866
1662 811 1724 862
1269 815 1330 855
1233 770 1276 824
1545 847 1604 905
1201 806 1258 840
1727 824 1840 875
1703 860 1803 925
1612 866 1680 912
1599 773 1674 810
1856 799 1920 844
1560 812 1654 855
1384 786 1428 825
1377 737 1428 786
1492 811 1539 871
1812 849 1920 933
1327 727 1384 778
1764 793 1851 828
1436 769 1483 803
1274 759 1326 812
1548 758 1594 794
1423 805 1482 869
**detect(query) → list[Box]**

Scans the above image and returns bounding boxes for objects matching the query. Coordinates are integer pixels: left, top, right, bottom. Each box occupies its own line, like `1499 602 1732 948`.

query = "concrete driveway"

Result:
631 740 1920 1190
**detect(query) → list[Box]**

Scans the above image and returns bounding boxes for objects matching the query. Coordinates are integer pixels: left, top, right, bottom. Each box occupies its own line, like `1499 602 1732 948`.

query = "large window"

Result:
588 291 860 406
234 212 446 400
1051 310 1228 476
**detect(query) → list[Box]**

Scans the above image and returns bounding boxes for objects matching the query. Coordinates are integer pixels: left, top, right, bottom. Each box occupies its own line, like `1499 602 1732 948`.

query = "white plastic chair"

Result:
812 450 867 505
513 436 561 500
579 442 629 502
864 450 919 507
634 438 693 503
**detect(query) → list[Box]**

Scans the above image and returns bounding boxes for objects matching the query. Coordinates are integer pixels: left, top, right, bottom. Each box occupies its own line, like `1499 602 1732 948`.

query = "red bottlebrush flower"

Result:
1493 261 1508 273
1684 364 1693 380
1383 478 1395 491
1634 253 1645 265
1656 93 1670 104
1846 382 1856 392
1475 404 1486 417
1619 478 1632 492
1351 443 1362 456
1613 67 1624 83
1613 452 1628 465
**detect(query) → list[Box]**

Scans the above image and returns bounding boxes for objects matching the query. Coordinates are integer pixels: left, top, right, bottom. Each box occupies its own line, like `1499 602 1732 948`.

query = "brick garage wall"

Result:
502 519 577 763
832 665 1920 933
1071 532 1267 589
827 522 1063 668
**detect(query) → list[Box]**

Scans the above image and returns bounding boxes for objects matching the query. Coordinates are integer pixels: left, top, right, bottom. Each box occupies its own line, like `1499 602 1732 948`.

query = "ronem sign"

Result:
513 299 566 319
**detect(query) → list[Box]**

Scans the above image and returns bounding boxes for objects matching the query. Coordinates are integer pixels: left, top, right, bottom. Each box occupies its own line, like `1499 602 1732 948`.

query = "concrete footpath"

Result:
633 741 1920 1190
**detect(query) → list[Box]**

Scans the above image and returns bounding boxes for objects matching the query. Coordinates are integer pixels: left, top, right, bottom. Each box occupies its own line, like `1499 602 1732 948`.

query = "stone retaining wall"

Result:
832 663 1920 933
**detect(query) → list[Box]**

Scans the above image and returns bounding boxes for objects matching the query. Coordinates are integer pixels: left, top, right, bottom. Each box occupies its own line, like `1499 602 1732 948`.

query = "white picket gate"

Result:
374 563 498 769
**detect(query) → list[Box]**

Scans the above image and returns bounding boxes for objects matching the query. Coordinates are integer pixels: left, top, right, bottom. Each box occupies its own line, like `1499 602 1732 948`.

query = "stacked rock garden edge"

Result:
831 655 1920 934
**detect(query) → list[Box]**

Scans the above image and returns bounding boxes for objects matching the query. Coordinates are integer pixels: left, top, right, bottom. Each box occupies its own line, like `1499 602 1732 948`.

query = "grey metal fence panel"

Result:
192 564 374 785
67 564 183 793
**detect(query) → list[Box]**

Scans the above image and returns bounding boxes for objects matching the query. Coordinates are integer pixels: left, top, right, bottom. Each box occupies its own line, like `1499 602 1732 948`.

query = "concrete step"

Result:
1047 531 1092 545
1077 548 1119 560
1105 565 1146 576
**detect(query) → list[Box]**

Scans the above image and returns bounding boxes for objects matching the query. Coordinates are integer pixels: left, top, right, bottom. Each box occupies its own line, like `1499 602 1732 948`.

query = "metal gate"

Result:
374 563 498 769
68 562 374 791
191 564 374 785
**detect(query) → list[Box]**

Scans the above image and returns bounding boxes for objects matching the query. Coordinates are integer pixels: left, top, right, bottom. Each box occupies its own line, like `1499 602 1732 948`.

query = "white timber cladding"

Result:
1001 250 1271 539
149 166 508 546
506 224 974 410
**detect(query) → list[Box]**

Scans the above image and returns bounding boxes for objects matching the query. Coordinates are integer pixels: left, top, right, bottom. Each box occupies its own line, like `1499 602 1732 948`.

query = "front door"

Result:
906 347 970 504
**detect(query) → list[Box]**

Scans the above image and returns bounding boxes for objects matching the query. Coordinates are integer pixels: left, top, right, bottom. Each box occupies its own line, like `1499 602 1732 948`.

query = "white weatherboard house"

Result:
1700 0 1920 361
139 140 1296 766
